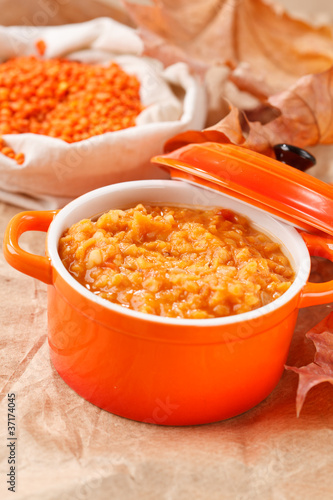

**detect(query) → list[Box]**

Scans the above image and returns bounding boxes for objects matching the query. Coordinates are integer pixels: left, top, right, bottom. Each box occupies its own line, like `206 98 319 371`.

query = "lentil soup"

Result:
58 204 295 319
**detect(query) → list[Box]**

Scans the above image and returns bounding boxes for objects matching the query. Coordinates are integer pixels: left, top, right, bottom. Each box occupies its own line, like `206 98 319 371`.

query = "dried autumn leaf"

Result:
164 105 257 152
165 66 333 154
286 312 333 417
230 66 333 149
124 0 333 98
263 69 333 146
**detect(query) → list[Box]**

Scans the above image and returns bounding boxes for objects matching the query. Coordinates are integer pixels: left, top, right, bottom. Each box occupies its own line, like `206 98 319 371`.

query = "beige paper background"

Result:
1 1 333 500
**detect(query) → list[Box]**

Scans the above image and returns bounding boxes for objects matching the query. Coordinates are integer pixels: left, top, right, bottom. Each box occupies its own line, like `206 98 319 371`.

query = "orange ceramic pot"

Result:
4 179 333 425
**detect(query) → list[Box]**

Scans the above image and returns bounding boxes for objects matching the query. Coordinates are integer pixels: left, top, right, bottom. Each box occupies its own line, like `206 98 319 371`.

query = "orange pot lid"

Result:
151 142 333 236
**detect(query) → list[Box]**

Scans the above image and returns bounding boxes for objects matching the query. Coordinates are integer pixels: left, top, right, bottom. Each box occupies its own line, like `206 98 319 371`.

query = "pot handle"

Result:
298 232 333 308
3 210 58 285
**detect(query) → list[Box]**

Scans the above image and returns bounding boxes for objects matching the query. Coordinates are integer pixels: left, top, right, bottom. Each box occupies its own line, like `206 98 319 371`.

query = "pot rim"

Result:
47 179 311 327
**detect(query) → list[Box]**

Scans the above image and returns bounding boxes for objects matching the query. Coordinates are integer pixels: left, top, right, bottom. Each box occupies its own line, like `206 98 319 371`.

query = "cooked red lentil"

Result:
58 205 295 319
0 55 142 163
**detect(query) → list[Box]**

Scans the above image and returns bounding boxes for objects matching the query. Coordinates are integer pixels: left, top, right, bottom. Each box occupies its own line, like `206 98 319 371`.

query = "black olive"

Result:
273 144 316 172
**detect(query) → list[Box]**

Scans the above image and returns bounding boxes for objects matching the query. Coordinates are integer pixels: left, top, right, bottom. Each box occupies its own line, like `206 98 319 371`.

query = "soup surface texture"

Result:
58 204 295 319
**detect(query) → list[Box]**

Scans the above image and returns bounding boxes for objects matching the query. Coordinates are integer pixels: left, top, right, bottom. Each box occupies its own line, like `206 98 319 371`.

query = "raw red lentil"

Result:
0 136 24 164
35 39 46 56
0 56 143 148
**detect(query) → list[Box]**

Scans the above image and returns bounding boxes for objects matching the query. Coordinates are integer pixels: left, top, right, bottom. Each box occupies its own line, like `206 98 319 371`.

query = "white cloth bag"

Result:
0 18 207 208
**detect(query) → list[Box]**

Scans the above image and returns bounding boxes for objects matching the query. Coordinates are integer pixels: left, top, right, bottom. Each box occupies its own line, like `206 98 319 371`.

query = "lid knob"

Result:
273 144 316 172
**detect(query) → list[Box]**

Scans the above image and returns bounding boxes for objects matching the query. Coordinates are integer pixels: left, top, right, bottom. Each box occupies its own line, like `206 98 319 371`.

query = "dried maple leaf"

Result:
124 0 333 98
262 69 333 146
164 65 333 154
286 312 333 417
